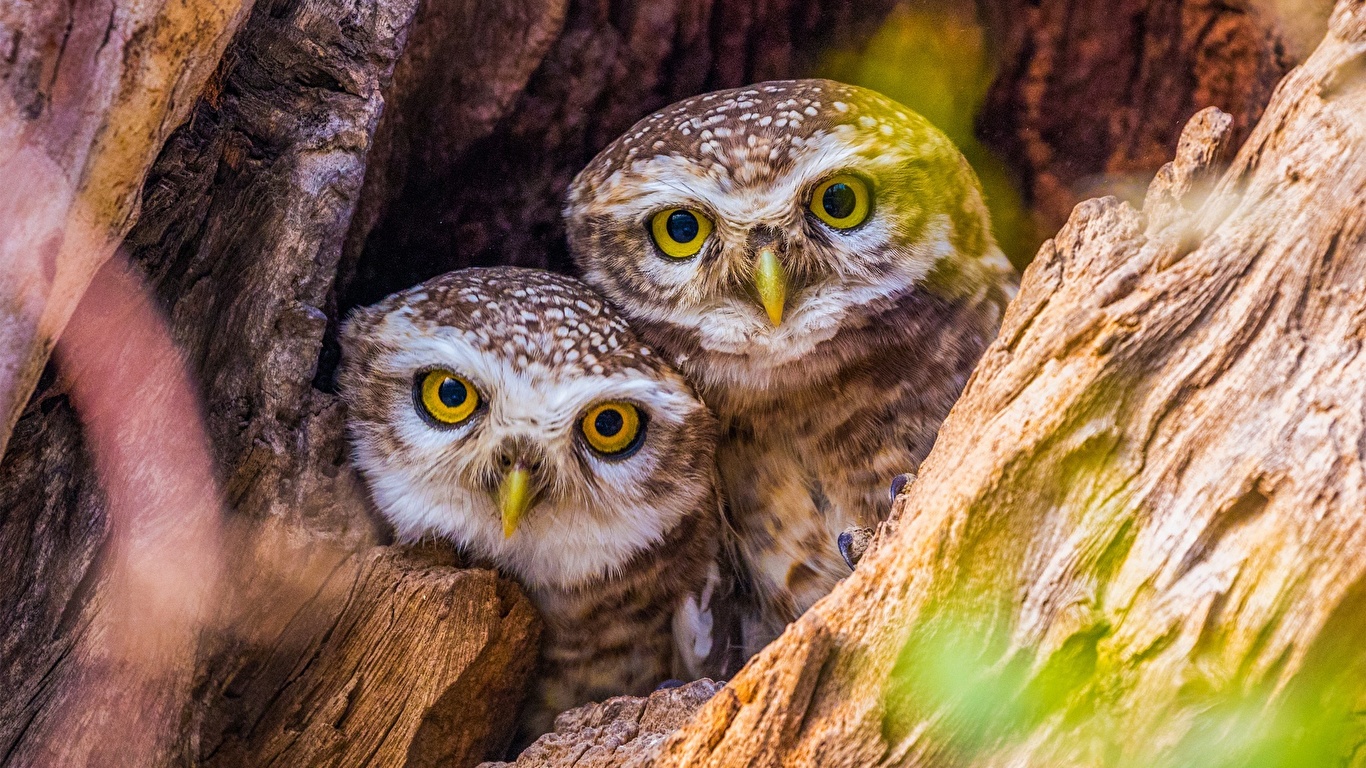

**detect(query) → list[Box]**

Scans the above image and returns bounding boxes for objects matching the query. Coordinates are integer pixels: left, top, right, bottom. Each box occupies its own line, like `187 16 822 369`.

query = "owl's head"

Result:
566 79 1012 394
340 268 718 590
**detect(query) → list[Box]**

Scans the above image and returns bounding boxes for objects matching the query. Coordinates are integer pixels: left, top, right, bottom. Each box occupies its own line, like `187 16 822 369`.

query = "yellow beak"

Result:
499 465 533 538
754 246 787 326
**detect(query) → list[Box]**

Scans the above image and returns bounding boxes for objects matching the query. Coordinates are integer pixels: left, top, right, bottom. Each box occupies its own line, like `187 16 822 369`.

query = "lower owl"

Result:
339 267 733 738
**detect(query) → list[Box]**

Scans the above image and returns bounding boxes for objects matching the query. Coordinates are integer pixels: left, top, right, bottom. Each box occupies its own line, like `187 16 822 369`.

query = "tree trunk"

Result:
976 0 1306 244
0 0 249 459
630 2 1366 764
0 0 1332 766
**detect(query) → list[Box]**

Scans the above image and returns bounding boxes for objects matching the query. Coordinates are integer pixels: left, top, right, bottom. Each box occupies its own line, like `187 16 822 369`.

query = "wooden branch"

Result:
630 1 1366 764
482 679 725 768
200 546 540 768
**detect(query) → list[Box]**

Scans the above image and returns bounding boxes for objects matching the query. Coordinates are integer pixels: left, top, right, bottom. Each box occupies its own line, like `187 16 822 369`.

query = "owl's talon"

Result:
889 472 917 503
838 526 874 570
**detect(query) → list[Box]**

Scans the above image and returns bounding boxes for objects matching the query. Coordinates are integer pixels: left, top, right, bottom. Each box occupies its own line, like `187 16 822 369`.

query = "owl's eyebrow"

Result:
653 177 703 202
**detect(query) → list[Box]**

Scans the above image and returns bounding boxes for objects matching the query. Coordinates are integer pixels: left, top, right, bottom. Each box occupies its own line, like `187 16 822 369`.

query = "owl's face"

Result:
340 268 718 591
566 79 1003 393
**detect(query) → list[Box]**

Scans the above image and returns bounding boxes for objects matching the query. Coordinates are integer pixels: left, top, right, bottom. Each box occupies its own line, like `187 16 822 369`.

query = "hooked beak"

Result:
754 246 787 326
498 461 535 538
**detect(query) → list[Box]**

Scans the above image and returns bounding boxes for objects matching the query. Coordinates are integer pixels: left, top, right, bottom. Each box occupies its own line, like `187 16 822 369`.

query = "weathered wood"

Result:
0 0 251 459
484 679 725 768
2 0 916 763
976 0 1311 240
0 0 552 762
0 256 224 768
201 546 539 767
630 2 1366 764
0 0 1336 764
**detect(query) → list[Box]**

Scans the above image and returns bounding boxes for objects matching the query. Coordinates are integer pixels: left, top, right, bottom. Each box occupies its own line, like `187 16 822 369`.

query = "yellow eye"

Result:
417 369 480 425
810 174 871 229
650 208 713 259
580 402 644 457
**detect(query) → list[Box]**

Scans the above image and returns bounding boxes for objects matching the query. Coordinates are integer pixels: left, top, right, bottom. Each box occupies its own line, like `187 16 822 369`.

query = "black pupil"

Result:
666 210 699 243
822 182 858 220
594 409 625 438
437 377 467 408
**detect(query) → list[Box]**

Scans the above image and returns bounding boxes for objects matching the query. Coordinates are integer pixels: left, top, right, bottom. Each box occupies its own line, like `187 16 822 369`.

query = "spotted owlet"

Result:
339 267 733 738
565 79 1016 649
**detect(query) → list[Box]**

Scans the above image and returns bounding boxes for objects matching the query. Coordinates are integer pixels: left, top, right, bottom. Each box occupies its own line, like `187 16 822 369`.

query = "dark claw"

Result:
654 679 685 691
838 526 874 570
889 472 917 503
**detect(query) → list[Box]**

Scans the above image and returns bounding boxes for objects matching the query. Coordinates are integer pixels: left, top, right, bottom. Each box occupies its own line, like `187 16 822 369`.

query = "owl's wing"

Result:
673 481 749 681
672 555 747 682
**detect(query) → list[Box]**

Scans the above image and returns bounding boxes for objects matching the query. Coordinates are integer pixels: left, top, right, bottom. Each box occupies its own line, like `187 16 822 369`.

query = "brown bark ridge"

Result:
200 546 539 767
0 0 250 459
482 679 724 768
623 2 1366 765
976 0 1311 244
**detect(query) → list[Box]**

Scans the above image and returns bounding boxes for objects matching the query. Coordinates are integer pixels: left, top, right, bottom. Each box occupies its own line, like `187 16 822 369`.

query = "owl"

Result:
565 79 1016 650
339 267 734 739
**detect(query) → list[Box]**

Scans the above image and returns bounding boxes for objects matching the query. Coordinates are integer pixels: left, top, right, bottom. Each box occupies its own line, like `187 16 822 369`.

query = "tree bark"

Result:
630 2 1366 764
975 0 1304 243
0 0 249 458
0 0 1333 765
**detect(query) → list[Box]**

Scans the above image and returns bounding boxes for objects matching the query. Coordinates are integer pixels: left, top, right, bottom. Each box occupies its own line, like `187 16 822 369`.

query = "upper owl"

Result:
564 78 1014 397
565 80 1016 647
338 267 718 593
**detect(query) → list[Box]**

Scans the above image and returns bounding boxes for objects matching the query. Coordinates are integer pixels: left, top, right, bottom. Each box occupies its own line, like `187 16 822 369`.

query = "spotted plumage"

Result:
339 267 734 738
566 79 1017 651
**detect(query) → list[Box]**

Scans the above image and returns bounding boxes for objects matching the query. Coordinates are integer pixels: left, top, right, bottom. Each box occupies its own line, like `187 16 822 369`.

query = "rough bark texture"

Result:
1 0 551 762
0 0 250 458
627 2 1366 764
481 679 725 768
0 0 1334 765
0 0 913 764
200 547 539 767
976 0 1307 244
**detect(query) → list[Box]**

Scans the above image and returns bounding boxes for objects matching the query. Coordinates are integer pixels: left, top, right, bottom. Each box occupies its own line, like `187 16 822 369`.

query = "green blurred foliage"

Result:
882 601 1366 766
819 1 1039 269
